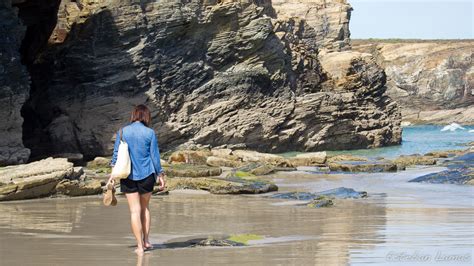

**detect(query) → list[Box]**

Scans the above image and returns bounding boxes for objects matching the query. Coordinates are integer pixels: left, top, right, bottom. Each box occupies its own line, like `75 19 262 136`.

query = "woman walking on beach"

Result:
107 104 166 255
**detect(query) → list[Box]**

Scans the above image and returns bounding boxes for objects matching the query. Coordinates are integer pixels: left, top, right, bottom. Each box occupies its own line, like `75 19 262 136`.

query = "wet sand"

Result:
0 166 472 265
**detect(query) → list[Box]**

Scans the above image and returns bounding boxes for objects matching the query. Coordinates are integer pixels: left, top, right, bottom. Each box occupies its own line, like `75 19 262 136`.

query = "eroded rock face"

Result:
0 1 31 166
1 0 401 164
352 40 474 125
270 0 352 51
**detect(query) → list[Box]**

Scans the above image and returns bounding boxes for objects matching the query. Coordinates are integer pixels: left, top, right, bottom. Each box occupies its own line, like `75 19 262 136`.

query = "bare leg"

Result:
140 192 152 249
125 192 144 255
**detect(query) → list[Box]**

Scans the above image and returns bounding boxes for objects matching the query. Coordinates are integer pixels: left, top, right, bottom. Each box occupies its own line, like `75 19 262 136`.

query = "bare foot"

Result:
135 247 144 256
144 241 153 250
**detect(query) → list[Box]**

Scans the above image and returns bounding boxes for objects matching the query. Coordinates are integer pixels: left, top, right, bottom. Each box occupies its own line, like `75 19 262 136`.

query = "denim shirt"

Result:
110 121 163 181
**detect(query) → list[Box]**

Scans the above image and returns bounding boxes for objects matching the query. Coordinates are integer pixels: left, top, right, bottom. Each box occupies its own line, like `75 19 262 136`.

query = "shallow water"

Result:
0 166 472 265
282 125 474 159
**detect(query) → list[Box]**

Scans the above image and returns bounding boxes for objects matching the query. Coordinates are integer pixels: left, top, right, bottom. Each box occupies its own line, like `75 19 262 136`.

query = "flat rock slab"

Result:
271 192 317 201
409 169 473 185
328 160 398 172
0 157 74 201
317 187 368 199
164 164 222 178
272 187 368 201
236 163 275 176
194 239 244 247
167 175 278 195
393 155 437 168
410 152 474 185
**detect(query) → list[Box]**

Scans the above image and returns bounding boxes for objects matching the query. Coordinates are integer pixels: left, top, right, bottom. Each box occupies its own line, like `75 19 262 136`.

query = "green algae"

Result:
227 234 263 245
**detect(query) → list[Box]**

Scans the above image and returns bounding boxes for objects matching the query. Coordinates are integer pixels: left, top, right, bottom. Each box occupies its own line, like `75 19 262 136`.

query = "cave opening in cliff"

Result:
14 0 63 161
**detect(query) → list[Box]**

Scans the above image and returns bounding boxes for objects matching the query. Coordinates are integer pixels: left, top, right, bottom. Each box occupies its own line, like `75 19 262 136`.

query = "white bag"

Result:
111 128 131 180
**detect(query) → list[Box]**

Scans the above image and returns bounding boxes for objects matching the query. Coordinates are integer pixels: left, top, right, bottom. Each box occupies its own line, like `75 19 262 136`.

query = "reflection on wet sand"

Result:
0 167 472 265
0 190 386 265
0 197 93 233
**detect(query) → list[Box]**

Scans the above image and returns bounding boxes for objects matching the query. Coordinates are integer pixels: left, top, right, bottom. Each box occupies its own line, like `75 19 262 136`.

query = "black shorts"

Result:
120 174 156 194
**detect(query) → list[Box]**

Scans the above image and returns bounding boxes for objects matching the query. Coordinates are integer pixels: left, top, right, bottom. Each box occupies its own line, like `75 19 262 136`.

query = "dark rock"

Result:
409 169 473 185
272 187 367 201
410 152 474 185
0 1 31 165
307 196 334 208
316 187 368 199
194 239 244 247
271 192 318 201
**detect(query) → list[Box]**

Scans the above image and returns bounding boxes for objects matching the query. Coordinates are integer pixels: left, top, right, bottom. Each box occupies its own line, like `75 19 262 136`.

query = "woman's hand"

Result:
106 176 115 187
157 172 166 191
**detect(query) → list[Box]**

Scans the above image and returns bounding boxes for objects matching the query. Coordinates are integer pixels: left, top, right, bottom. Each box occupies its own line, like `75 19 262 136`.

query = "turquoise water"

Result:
328 125 474 159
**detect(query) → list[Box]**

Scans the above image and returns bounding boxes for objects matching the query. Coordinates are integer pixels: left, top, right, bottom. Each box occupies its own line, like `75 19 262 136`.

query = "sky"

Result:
349 0 473 39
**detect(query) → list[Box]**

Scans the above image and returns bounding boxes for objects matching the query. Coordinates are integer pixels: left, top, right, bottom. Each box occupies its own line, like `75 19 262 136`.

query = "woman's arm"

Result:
150 131 166 189
110 129 121 167
107 129 121 185
150 132 163 175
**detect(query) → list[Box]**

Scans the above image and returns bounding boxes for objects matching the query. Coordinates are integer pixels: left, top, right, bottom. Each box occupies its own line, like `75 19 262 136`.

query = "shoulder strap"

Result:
120 128 123 141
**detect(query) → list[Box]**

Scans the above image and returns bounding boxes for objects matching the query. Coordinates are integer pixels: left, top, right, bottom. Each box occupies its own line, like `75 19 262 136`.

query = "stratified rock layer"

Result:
0 157 74 201
352 40 474 125
270 0 353 51
1 0 401 164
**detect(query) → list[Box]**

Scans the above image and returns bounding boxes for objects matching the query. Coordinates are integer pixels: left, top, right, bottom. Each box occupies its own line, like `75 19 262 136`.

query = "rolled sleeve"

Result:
110 130 120 167
150 132 163 174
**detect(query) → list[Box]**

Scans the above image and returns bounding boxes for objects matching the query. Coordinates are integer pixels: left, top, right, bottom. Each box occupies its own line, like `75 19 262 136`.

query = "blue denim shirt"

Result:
110 121 163 181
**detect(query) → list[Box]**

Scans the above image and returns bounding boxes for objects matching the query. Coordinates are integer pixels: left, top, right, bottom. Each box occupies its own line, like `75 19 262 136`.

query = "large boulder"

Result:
0 157 74 201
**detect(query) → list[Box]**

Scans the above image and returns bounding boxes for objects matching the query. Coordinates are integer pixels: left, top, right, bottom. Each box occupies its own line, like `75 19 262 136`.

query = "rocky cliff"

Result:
0 0 401 165
352 40 474 125
0 0 31 165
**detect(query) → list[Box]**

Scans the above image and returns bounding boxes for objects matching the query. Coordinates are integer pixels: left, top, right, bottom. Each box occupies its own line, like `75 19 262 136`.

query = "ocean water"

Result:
327 125 474 159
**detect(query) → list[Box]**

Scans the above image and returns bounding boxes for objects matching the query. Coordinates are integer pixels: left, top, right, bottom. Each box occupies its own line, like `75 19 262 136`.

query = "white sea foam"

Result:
441 123 466 132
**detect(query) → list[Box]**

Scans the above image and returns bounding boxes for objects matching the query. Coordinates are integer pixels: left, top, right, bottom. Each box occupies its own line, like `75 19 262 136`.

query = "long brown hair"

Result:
130 104 151 126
